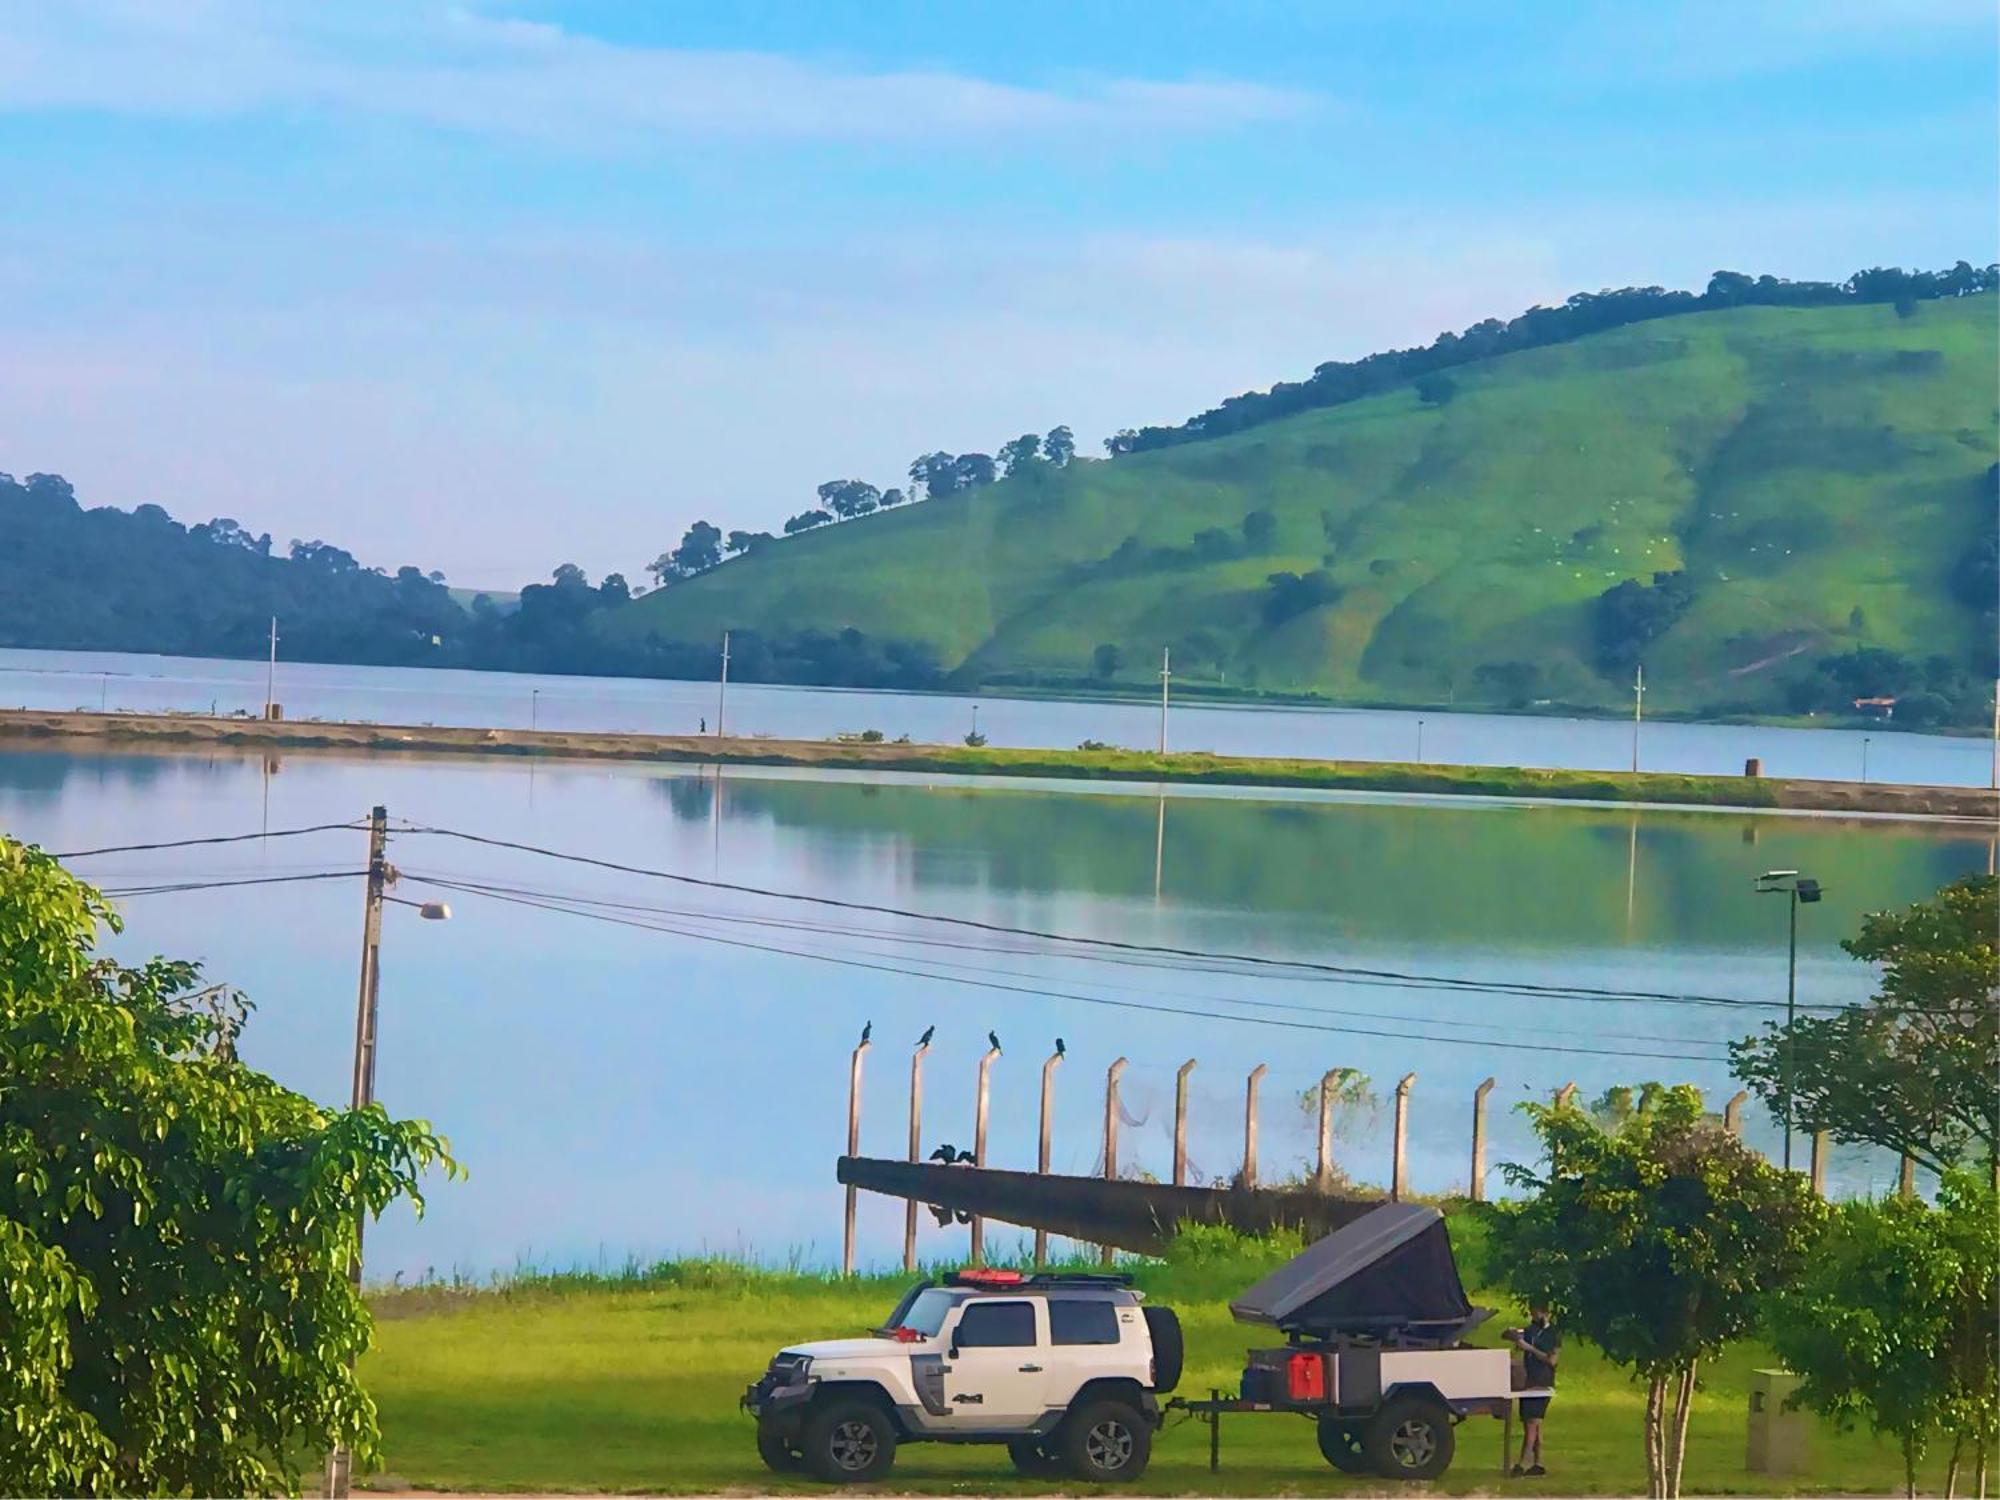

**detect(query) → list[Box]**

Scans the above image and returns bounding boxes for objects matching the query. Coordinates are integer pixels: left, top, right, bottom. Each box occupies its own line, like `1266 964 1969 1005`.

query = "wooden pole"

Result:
1173 1059 1197 1187
1316 1068 1341 1193
1243 1064 1267 1189
1899 1154 1917 1199
970 1044 998 1265
1392 1073 1416 1201
1102 1057 1127 1266
1034 1047 1062 1266
1723 1090 1748 1137
904 1039 928 1273
1470 1077 1496 1202
843 1036 872 1276
1554 1082 1577 1109
1809 1129 1829 1197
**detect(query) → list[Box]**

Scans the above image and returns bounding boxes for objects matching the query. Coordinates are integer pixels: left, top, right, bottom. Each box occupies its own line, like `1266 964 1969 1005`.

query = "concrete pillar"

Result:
1173 1059 1197 1187
1034 1047 1062 1266
1315 1068 1342 1193
1102 1057 1127 1267
1470 1077 1497 1202
1899 1154 1916 1199
903 1040 927 1272
1724 1090 1748 1137
842 1036 872 1276
1553 1082 1578 1109
1809 1130 1828 1197
969 1045 999 1266
1243 1064 1267 1189
1392 1073 1416 1202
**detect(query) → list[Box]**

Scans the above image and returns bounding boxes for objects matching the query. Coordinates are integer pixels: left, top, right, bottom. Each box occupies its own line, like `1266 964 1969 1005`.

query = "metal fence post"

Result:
1470 1077 1497 1202
1035 1046 1063 1266
970 1043 999 1265
1392 1072 1416 1202
1173 1059 1197 1187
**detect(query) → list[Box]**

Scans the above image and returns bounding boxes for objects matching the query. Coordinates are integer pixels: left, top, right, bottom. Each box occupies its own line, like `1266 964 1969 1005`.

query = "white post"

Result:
1316 1067 1342 1192
1470 1077 1497 1202
265 616 279 720
842 1035 871 1277
716 631 731 738
1102 1057 1127 1266
970 1044 1000 1265
1392 1072 1416 1201
1243 1063 1267 1188
1158 647 1171 755
1034 1047 1062 1266
1172 1059 1196 1187
904 1039 928 1273
1631 664 1644 773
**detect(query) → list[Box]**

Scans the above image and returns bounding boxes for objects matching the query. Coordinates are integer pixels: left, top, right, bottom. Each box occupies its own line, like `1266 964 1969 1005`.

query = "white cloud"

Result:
0 1 1314 145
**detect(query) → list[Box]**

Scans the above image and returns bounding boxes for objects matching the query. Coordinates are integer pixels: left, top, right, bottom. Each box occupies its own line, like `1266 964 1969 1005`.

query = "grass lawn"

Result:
361 1244 1946 1495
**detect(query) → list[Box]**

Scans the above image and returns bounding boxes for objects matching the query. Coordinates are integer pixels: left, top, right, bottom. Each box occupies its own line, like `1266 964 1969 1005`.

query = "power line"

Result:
412 876 1732 1062
100 870 367 898
393 822 1833 1014
53 822 364 860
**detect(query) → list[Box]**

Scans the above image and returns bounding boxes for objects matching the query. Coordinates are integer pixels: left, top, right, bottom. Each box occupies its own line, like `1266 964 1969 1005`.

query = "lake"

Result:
2 645 1993 786
5 738 1989 1279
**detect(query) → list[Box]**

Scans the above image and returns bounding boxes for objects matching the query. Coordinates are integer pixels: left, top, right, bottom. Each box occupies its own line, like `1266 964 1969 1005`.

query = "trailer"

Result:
1167 1202 1548 1481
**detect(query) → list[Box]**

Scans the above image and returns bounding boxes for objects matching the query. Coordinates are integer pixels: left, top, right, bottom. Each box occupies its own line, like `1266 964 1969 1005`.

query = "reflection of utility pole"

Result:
1625 815 1639 929
1158 647 1172 755
1152 791 1166 900
1631 664 1644 773
715 631 731 738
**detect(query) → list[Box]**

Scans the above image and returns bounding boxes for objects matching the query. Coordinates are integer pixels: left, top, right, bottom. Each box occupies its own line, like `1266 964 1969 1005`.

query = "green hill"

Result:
607 296 1998 721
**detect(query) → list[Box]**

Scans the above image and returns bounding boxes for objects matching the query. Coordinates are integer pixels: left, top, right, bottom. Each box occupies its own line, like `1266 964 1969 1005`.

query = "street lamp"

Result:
1755 869 1823 1172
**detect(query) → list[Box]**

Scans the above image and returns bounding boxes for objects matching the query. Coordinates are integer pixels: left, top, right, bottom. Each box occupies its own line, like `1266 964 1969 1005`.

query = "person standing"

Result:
1509 1303 1560 1477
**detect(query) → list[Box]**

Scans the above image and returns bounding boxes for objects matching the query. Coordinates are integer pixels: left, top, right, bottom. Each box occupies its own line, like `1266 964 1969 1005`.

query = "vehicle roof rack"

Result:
945 1268 1135 1289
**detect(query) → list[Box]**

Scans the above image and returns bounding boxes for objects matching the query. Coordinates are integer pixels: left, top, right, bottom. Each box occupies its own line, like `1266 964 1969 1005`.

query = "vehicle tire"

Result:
1057 1398 1152 1483
1316 1416 1369 1474
757 1418 803 1473
1363 1393 1456 1481
1142 1306 1184 1394
802 1396 897 1484
1007 1437 1063 1476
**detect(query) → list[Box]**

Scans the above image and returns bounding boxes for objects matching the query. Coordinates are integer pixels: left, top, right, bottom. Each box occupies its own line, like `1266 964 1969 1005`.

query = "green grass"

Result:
604 297 1997 717
361 1229 1952 1495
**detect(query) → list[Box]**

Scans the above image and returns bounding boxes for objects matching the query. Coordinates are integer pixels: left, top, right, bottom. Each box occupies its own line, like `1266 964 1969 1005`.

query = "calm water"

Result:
5 743 1990 1278
3 645 1993 787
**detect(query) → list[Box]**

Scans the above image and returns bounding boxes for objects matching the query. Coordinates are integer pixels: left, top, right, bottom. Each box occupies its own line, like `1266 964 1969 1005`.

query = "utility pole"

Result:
1631 664 1644 774
715 631 731 738
264 617 279 721
327 804 389 1500
1783 884 1799 1171
1157 647 1172 755
1990 678 1998 790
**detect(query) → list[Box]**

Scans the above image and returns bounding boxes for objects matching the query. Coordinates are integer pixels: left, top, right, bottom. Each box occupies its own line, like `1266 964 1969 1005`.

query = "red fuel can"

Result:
1285 1351 1327 1403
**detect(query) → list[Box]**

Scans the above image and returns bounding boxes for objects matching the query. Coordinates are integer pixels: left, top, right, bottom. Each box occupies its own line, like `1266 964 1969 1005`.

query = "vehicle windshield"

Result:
893 1288 966 1338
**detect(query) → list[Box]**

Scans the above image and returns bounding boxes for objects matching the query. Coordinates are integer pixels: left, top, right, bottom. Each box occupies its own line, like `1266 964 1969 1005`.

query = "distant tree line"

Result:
1103 263 1998 456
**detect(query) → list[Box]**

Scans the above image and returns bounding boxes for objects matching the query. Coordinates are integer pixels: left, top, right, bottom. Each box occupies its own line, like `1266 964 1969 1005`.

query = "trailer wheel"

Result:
1364 1393 1455 1481
1315 1416 1369 1474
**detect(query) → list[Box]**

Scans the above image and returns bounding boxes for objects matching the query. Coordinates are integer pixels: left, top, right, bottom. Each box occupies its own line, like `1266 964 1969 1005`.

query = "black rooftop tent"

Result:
1229 1203 1480 1343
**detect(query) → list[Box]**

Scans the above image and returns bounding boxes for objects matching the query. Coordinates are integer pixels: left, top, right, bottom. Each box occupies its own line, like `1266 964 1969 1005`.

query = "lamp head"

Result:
418 901 452 921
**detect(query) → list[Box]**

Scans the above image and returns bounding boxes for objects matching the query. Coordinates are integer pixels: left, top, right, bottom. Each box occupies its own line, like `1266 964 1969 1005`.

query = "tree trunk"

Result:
1905 1433 1919 1500
1666 1359 1698 1498
1976 1431 1987 1500
1644 1375 1667 1499
1946 1432 1963 1499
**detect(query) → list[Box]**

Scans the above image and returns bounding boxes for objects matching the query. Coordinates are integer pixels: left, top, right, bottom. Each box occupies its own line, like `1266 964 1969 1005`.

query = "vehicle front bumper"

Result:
742 1366 816 1423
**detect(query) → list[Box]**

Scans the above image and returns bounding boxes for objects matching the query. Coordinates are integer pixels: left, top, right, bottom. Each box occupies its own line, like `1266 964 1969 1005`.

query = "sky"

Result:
1 1 1994 589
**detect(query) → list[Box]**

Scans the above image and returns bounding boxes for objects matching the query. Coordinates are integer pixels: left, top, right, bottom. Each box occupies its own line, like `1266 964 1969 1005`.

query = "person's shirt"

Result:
1523 1322 1560 1387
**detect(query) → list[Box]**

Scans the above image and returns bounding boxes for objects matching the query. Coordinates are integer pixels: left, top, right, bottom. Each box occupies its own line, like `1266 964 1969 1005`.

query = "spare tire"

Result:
1142 1305 1183 1393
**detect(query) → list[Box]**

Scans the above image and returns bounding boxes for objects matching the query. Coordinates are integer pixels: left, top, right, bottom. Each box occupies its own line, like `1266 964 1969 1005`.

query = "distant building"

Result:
1852 697 1898 718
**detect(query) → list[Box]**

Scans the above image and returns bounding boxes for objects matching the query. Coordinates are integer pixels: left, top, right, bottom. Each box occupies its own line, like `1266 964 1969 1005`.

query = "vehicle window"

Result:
953 1300 1037 1348
897 1288 965 1337
1048 1298 1120 1345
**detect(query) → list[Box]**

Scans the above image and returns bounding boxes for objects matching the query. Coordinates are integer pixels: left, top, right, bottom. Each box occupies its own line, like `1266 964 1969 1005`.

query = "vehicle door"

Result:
941 1299 1048 1428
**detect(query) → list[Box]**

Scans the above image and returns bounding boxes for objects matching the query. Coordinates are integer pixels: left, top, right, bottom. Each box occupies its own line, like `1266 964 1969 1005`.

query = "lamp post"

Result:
1755 869 1823 1172
1860 736 1871 785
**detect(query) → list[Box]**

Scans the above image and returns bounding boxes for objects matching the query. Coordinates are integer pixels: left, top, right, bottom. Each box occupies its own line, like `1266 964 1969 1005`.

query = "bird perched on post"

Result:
1055 1037 1066 1057
917 1024 935 1048
988 1030 1002 1053
860 1020 872 1044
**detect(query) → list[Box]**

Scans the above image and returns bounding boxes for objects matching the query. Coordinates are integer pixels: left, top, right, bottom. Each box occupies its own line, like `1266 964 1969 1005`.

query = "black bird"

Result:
860 1020 872 1044
917 1024 935 1048
1055 1037 1066 1057
988 1030 1002 1053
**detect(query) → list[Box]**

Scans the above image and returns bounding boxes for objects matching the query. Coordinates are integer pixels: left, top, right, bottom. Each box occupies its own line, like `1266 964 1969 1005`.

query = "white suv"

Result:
743 1269 1183 1484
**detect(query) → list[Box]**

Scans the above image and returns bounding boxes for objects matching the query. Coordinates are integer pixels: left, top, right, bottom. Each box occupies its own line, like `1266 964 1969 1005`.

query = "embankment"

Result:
2 708 1993 819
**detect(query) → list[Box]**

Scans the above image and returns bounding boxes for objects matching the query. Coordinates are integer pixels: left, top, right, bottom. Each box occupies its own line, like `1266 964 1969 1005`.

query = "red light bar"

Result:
951 1268 1025 1285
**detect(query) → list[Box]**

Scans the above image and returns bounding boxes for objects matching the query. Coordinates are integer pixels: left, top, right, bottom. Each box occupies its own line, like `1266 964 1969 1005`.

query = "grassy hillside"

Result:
606 297 1997 718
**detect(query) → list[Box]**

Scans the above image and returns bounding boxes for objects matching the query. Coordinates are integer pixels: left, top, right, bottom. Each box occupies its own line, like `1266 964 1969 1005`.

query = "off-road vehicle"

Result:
742 1268 1183 1484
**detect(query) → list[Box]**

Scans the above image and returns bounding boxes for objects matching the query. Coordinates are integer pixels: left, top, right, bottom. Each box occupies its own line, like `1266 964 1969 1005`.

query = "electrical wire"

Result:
392 822 1837 1014
53 822 365 859
99 870 366 898
409 875 1734 1062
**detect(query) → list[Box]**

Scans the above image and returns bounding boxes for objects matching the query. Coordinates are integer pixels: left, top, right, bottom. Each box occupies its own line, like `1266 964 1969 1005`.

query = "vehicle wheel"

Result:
1007 1437 1063 1476
1057 1398 1152 1483
802 1397 897 1484
1316 1416 1370 1474
1364 1393 1456 1481
757 1417 803 1473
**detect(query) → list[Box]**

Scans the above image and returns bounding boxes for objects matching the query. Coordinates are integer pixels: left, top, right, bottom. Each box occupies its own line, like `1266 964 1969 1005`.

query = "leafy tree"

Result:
997 433 1042 476
953 452 997 488
0 838 455 1494
1192 527 1236 562
1594 570 1696 672
1488 1087 1823 1498
550 562 589 590
670 521 724 576
1241 509 1277 551
1262 569 1342 626
816 480 881 521
1091 643 1123 679
782 509 833 536
724 530 773 556
1767 1172 1998 1498
908 452 958 501
876 487 908 509
1043 425 1075 466
597 572 630 604
645 553 678 587
1730 875 1997 1175
1415 372 1458 405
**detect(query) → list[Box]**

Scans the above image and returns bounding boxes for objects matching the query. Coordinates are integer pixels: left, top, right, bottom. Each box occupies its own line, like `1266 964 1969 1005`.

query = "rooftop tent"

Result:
1229 1203 1478 1341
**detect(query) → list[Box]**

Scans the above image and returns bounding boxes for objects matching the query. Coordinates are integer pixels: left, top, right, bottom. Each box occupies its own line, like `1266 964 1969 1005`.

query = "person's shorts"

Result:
1520 1397 1551 1420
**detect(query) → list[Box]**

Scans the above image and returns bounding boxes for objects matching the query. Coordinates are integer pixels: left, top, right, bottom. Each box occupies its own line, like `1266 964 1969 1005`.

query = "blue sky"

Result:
1 1 1994 587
